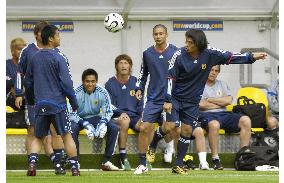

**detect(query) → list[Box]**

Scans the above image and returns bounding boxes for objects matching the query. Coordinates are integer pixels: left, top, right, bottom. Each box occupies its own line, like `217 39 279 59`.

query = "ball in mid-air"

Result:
104 13 124 33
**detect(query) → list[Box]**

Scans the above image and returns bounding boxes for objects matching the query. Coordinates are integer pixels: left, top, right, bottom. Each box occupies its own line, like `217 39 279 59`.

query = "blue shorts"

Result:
142 101 163 124
34 110 71 138
199 111 242 133
166 98 200 130
129 115 141 132
26 105 36 126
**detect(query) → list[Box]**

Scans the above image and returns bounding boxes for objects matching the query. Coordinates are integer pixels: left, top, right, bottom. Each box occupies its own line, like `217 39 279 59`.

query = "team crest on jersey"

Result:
216 90 222 97
202 64 207 70
93 100 98 105
130 90 136 96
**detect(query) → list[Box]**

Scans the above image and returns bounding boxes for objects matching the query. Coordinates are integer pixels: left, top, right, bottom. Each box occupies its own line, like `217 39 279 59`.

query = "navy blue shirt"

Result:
24 48 78 115
6 59 19 94
136 44 178 104
167 46 256 104
105 76 143 118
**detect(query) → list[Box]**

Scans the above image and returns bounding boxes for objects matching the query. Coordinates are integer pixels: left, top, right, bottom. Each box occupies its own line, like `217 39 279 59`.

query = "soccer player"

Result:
6 38 26 96
24 25 80 176
164 29 267 174
134 24 179 174
68 68 120 171
105 54 143 170
14 21 66 174
199 65 252 170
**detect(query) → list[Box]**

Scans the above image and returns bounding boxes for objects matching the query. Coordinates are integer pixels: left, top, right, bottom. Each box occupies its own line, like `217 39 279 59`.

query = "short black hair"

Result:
185 29 208 53
153 24 167 34
82 68 98 81
41 24 58 45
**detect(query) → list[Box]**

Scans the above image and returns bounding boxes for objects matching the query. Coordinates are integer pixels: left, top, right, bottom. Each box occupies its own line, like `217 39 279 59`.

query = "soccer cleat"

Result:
101 161 119 171
146 148 156 163
133 165 148 175
183 155 196 170
212 159 224 170
71 168 80 176
199 162 210 170
54 163 66 175
172 166 188 174
27 163 36 176
120 158 132 171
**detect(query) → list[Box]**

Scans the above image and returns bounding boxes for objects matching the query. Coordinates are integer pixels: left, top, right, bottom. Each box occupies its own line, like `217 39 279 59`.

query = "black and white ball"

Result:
104 13 124 33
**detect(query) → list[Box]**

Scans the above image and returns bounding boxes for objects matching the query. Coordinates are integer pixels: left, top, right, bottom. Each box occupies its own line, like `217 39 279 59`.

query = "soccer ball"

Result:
104 13 124 33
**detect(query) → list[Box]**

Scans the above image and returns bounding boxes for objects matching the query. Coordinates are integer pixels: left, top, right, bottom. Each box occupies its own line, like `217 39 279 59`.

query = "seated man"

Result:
105 54 143 170
68 68 120 171
267 69 279 130
199 65 251 170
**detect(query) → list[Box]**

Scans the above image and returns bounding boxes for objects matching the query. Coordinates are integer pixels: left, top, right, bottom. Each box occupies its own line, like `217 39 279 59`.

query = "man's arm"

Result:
105 81 124 117
135 53 149 99
206 96 233 107
99 87 114 123
199 99 222 111
267 80 279 113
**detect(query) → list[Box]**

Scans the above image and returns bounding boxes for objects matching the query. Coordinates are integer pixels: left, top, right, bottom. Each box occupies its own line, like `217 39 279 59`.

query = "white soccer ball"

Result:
104 13 124 33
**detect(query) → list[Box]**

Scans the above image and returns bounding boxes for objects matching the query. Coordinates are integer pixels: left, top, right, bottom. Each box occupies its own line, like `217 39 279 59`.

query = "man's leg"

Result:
163 126 180 163
50 123 66 166
192 127 209 170
238 116 251 148
101 121 120 171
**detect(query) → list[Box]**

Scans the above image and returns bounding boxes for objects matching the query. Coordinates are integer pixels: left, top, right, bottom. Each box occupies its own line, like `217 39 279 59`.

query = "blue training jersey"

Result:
136 44 178 104
24 48 78 114
6 59 19 94
166 46 256 104
67 84 113 124
105 75 143 118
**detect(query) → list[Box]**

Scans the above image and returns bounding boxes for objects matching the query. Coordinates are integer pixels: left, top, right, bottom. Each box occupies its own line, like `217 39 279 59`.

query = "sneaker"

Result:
101 161 119 171
71 168 80 176
54 163 66 175
120 158 131 171
134 165 148 175
164 140 174 163
27 163 36 176
172 166 188 174
212 159 224 170
85 124 95 140
146 148 155 163
199 162 210 170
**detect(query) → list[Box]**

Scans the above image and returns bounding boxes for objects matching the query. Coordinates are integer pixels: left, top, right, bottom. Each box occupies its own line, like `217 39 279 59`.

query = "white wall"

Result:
6 20 278 101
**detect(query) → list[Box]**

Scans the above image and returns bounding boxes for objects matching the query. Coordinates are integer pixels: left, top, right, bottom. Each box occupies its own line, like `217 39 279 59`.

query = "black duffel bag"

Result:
232 96 266 128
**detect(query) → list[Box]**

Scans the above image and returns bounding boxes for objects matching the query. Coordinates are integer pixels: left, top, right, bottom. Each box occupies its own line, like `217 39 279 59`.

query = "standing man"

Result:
24 25 80 176
164 29 267 174
14 21 66 175
134 24 179 174
68 68 120 171
105 54 144 170
199 65 252 170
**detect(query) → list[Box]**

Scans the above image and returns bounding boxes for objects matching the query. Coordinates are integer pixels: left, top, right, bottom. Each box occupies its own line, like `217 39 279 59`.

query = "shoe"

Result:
183 155 196 170
212 159 224 170
199 162 210 170
27 163 36 176
120 158 131 171
134 165 148 175
54 163 66 175
172 166 188 174
71 168 80 176
85 124 95 140
101 161 119 171
255 165 279 171
164 140 174 163
146 148 155 163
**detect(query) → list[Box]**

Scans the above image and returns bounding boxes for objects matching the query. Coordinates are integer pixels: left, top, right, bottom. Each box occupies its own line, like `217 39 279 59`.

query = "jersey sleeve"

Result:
267 79 279 113
220 80 231 97
135 52 149 93
15 48 28 96
99 88 114 123
166 50 182 102
105 80 123 117
208 46 256 65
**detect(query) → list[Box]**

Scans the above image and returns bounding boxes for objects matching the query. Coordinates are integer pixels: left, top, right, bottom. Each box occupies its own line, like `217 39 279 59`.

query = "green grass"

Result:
6 170 279 183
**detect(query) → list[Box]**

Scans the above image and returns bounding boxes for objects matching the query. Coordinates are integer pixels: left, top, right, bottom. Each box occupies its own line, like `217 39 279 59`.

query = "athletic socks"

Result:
69 156 80 169
149 126 166 150
139 153 147 166
119 148 127 160
175 135 191 166
28 153 39 165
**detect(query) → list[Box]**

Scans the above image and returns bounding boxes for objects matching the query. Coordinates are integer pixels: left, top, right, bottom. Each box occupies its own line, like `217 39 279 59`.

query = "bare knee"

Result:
192 127 205 138
239 116 251 130
208 120 220 132
162 122 176 134
139 123 152 134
